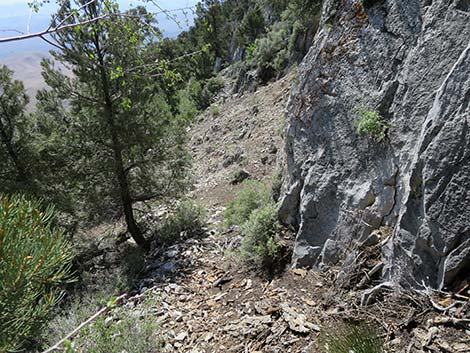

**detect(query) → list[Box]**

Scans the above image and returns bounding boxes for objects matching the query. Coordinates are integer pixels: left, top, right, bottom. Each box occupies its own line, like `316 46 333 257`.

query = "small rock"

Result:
174 331 188 341
104 316 114 327
361 231 380 247
222 149 244 168
231 169 251 185
361 281 392 306
204 332 214 342
453 343 470 352
170 310 183 321
130 310 145 319
281 304 319 334
164 249 179 258
292 268 308 278
238 129 247 140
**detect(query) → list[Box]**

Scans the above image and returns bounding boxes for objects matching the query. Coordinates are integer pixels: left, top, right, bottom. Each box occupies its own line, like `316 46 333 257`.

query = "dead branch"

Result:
41 293 127 353
0 15 107 44
430 316 470 327
147 0 181 27
429 298 466 312
48 0 98 32
0 5 195 44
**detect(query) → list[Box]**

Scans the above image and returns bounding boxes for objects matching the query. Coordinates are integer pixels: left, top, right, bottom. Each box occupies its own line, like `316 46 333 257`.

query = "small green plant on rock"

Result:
319 321 383 353
210 104 221 117
355 106 391 142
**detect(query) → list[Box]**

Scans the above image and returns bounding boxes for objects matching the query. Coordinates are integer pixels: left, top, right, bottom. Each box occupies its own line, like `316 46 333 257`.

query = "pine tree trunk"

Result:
115 161 149 250
94 36 149 251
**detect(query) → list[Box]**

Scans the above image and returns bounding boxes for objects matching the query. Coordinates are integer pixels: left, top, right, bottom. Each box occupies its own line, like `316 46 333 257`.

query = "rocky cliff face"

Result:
280 0 470 289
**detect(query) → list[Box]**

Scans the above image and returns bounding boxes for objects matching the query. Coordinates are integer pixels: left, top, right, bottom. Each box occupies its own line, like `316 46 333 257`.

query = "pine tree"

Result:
37 0 191 249
0 66 31 192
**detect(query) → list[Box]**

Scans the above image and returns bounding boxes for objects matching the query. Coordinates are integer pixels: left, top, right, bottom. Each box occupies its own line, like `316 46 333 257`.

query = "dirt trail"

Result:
131 76 470 353
137 214 469 353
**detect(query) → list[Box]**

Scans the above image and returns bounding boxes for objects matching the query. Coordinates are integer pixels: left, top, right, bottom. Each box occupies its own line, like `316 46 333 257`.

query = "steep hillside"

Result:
188 71 293 207
53 75 468 353
4 1 469 352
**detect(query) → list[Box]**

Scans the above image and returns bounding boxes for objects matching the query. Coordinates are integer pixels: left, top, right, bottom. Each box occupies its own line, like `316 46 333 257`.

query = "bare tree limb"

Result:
41 294 127 353
48 0 98 31
39 35 65 51
131 167 180 203
0 29 24 34
147 0 181 27
0 6 195 44
131 192 163 203
0 15 107 44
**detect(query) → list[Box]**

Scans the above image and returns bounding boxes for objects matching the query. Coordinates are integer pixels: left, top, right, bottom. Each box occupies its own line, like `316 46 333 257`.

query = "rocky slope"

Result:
132 225 469 353
188 71 293 207
135 68 468 353
279 0 470 290
56 65 469 353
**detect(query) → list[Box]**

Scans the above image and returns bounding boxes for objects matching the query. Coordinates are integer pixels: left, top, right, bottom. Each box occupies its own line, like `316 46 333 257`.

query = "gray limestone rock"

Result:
280 0 470 289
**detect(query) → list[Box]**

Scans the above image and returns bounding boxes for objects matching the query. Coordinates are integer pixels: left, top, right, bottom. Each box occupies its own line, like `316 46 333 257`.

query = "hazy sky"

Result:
0 0 199 59
0 0 198 18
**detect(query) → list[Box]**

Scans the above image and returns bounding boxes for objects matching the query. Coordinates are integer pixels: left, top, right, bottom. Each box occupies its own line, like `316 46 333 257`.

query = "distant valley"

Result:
0 52 51 110
0 1 196 110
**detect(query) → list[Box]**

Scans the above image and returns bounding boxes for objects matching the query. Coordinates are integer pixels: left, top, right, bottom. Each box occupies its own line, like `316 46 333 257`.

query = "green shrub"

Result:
42 249 149 351
159 200 207 244
271 168 284 202
248 22 290 81
319 321 383 353
240 203 282 266
272 48 290 74
0 195 74 352
210 104 221 117
237 5 266 45
176 87 199 123
246 42 258 60
201 76 224 105
355 107 391 142
183 76 224 111
224 180 272 227
79 314 163 353
43 288 115 349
